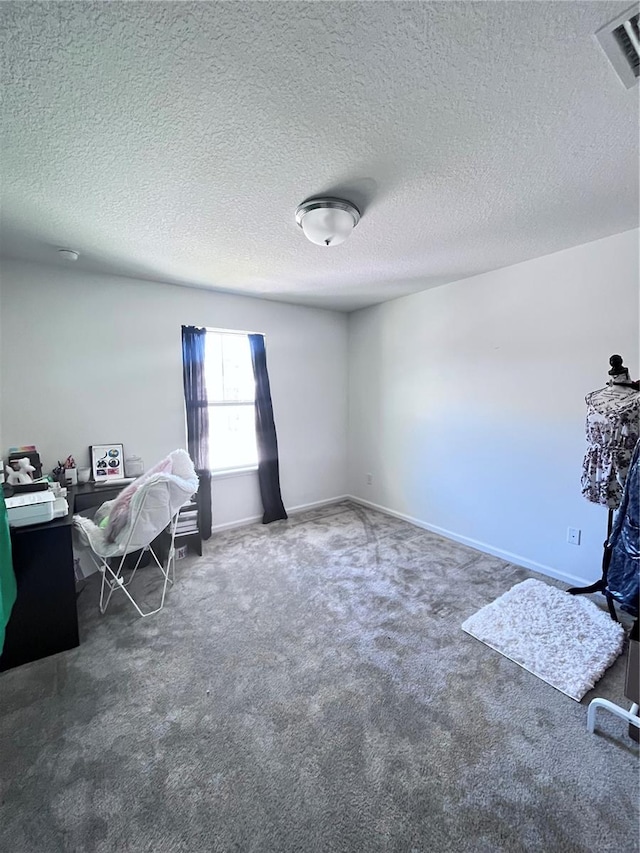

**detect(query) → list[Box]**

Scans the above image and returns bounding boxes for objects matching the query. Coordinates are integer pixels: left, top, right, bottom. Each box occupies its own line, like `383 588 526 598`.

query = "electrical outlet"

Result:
567 527 581 546
366 473 373 485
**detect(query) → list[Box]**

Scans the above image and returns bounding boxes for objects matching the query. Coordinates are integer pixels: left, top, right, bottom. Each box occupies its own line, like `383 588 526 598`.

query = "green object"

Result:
0 492 17 655
99 515 109 529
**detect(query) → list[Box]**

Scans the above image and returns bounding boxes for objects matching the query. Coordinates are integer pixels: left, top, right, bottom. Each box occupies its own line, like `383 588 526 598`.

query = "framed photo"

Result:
90 444 125 482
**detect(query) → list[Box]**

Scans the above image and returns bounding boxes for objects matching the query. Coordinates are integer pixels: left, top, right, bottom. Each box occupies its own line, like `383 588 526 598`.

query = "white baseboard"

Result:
211 495 350 533
346 495 588 588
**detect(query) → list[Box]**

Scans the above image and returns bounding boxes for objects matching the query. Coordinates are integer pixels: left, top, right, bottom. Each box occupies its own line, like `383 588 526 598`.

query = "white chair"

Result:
73 450 199 617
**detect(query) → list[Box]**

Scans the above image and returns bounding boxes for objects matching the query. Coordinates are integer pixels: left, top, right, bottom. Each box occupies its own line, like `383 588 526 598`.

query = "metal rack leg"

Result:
568 509 619 621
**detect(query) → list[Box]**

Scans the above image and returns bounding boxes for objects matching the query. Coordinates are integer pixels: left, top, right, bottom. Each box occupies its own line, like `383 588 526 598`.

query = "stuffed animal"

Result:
6 457 36 485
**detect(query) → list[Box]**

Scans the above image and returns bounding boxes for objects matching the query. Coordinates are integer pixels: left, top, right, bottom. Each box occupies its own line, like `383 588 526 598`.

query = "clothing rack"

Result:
571 356 639 623
577 359 640 741
567 508 618 621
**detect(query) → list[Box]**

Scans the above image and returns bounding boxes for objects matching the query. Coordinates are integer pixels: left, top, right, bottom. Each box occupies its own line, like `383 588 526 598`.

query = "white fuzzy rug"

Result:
462 578 625 701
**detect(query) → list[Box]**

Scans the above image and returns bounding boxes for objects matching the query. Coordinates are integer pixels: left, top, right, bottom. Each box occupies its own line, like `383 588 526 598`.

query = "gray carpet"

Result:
1 500 638 853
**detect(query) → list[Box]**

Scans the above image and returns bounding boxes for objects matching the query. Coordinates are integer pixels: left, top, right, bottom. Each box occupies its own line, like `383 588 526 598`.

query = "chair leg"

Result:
100 558 147 617
94 500 183 617
99 552 134 615
122 548 148 588
93 553 117 615
587 698 640 734
99 558 109 614
98 545 177 618
140 545 174 617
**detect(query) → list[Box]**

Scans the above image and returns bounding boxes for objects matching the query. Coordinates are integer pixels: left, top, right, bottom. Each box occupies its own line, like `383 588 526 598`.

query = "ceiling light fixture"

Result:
58 248 79 261
295 198 360 247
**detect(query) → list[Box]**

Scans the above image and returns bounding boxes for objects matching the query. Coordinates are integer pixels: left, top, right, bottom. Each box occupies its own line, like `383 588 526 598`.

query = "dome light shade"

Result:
295 198 360 247
58 248 79 261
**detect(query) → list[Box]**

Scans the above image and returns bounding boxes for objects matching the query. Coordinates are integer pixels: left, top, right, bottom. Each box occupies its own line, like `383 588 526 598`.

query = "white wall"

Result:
348 229 640 586
2 229 637 573
0 260 348 527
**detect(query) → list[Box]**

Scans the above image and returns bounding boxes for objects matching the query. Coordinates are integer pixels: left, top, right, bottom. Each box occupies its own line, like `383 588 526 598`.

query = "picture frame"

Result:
90 444 125 482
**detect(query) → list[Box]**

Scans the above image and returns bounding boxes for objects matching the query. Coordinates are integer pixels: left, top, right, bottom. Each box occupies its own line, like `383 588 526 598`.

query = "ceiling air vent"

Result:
595 5 640 89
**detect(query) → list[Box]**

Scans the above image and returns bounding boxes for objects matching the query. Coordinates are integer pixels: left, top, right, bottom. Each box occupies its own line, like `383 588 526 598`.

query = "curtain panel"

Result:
181 326 212 539
249 334 288 524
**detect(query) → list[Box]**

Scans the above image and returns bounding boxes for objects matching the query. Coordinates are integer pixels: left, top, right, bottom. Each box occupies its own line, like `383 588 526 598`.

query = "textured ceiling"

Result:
1 1 638 312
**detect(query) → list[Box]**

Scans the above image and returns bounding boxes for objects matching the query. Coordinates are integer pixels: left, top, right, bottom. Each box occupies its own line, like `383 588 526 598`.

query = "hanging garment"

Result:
606 438 640 617
581 386 640 509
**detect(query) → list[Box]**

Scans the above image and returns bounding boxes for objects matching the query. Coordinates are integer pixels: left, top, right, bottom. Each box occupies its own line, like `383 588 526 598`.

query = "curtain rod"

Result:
203 326 264 337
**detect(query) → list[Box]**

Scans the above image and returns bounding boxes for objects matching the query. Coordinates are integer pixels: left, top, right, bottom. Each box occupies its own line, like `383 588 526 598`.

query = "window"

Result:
204 330 258 472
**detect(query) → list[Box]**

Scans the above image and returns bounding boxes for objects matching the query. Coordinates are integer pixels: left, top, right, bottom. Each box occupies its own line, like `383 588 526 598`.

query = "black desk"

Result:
0 494 78 672
0 482 130 673
1 478 204 672
73 481 128 514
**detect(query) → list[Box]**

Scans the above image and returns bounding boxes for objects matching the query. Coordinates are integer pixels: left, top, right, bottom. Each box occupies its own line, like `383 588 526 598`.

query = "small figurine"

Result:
63 455 77 485
5 457 36 485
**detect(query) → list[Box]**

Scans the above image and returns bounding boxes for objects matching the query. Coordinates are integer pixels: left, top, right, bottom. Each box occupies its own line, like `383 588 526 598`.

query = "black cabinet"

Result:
0 504 78 672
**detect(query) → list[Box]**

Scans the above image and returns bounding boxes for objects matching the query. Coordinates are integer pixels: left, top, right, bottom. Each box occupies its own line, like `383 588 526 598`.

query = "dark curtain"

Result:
195 469 212 541
249 334 288 524
181 326 212 538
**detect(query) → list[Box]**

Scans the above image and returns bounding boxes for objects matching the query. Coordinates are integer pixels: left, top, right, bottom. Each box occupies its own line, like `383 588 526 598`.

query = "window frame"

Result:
204 327 260 475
